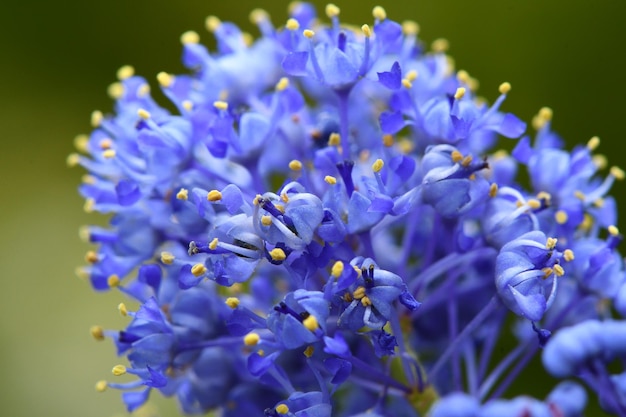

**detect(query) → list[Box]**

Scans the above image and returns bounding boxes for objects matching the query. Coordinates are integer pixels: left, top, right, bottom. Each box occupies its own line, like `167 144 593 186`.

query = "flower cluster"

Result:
71 3 626 416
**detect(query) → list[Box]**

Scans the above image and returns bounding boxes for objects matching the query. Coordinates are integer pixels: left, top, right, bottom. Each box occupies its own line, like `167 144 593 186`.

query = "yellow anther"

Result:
331 260 344 278
610 166 625 180
79 225 91 242
608 225 620 236
180 30 200 45
328 132 341 146
66 153 80 167
276 77 290 91
539 107 553 121
261 215 273 226
242 32 253 47
205 15 221 32
353 286 366 300
536 191 552 202
244 332 260 346
454 87 466 100
515 200 524 208
85 250 99 264
74 134 89 152
324 175 337 185
451 150 463 163
137 83 150 97
553 264 565 277
401 79 413 89
161 251 175 265
209 238 219 250
225 297 240 308
176 188 189 200
269 248 287 261
83 198 95 213
289 159 303 171
406 70 418 82
527 199 541 210
90 325 105 341
191 263 207 277
563 249 575 262
574 190 586 201
219 90 229 101
118 302 128 316
107 274 120 288
182 100 193 111
468 173 476 181
498 82 511 95
542 267 554 278
275 204 285 213
99 138 112 149
116 65 134 81
587 136 600 151
461 155 473 167
372 159 384 173
432 38 449 53
555 210 568 224
457 70 470 84
213 101 228 111
286 18 300 31
594 198 605 208
361 24 372 38
95 381 107 392
402 20 419 35
325 3 340 18
593 154 608 170
102 149 116 159
82 174 96 184
107 82 124 99
112 365 127 376
546 237 558 250
580 213 593 231
276 404 290 414
303 346 314 358
489 183 498 198
372 6 387 20
398 138 414 154
249 8 269 24
303 315 319 331
91 110 103 127
382 134 394 147
303 29 315 39
360 296 373 307
207 190 222 201
137 108 151 120
253 194 262 205
281 193 289 203
157 72 174 88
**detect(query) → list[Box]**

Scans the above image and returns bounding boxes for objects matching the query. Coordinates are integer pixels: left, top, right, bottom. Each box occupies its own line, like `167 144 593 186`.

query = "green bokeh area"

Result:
1 1 624 416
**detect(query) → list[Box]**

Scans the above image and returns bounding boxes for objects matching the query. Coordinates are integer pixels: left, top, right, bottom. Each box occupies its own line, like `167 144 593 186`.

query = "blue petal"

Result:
377 61 402 90
282 51 309 76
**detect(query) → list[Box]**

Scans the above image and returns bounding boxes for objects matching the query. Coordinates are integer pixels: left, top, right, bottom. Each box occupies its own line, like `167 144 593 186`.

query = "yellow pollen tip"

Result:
269 248 287 261
112 365 127 376
107 82 124 99
191 263 207 277
118 302 128 316
325 4 340 18
608 225 620 236
116 65 135 81
553 264 565 277
180 30 200 45
498 82 511 95
261 215 273 226
402 79 413 89
361 24 372 38
610 166 625 180
286 18 300 31
331 261 344 278
402 20 419 35
542 267 554 278
328 132 341 146
372 6 387 20
574 190 586 201
461 155 473 167
244 332 260 346
85 250 99 264
593 154 608 170
587 136 600 151
205 15 222 32
102 149 116 159
454 87 466 100
563 249 575 262
361 295 373 307
537 191 551 201
303 315 319 331
91 110 103 127
138 83 150 97
303 346 314 358
95 381 107 392
457 70 470 84
275 204 285 213
382 134 394 147
353 286 366 300
207 190 222 201
489 183 498 198
555 210 568 224
324 175 337 185
107 275 120 288
176 188 189 200
303 29 315 39
161 251 175 265
74 134 89 152
137 108 151 120
276 404 290 414
213 101 228 111
432 38 449 53
253 195 262 206
406 70 418 82
451 150 463 163
276 77 290 91
225 297 240 308
90 325 105 341
289 159 303 171
546 237 558 250
594 198 605 208
83 198 95 212
527 199 541 210
539 107 553 121
157 72 174 88
182 100 193 111
209 237 219 250
249 8 269 24
99 138 113 149
281 193 289 203
372 159 384 173
66 153 80 167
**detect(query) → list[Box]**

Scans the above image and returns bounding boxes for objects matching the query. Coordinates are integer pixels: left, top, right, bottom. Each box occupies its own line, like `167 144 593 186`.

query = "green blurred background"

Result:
1 1 625 416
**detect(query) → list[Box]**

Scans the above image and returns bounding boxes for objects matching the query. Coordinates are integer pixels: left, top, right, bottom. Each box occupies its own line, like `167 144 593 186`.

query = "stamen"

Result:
205 15 221 32
207 190 222 201
610 166 625 180
112 365 127 376
372 159 384 173
608 225 620 236
276 404 290 414
527 199 541 210
261 215 273 226
213 101 228 111
107 275 121 288
249 8 269 25
157 72 174 88
563 249 575 262
325 4 340 18
244 333 261 346
587 136 600 151
303 346 314 358
182 100 193 111
402 20 419 35
498 82 511 95
137 83 150 97
382 134 394 147
546 237 558 250
161 251 175 264
325 175 337 185
107 82 124 99
432 38 449 53
489 183 498 197
553 264 565 277
406 70 418 81
137 108 151 120
180 30 200 45
116 65 134 80
361 24 372 38
402 79 412 89
555 210 568 224
66 153 80 167
532 107 553 130
594 154 608 170
303 315 319 331
372 6 387 20
118 303 128 316
209 238 219 250
328 133 341 146
102 149 116 159
288 159 302 171
303 29 315 39
361 296 372 307
269 248 287 261
276 77 290 91
91 110 103 127
90 325 105 341
331 261 344 277
225 297 240 308
95 381 107 392
353 286 366 299
454 87 466 100
191 263 207 277
176 188 189 200
451 150 463 163
286 18 300 31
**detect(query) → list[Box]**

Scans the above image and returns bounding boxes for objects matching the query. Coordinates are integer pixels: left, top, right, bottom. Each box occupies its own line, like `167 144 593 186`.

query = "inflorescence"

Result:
71 3 626 416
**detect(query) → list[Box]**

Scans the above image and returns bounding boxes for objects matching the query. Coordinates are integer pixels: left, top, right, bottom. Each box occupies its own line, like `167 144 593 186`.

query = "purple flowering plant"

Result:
69 3 626 416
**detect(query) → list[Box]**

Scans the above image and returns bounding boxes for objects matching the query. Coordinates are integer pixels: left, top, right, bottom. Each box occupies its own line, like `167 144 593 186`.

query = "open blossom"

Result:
72 3 626 416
